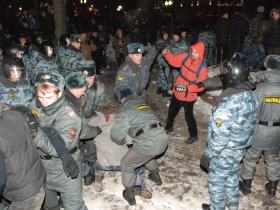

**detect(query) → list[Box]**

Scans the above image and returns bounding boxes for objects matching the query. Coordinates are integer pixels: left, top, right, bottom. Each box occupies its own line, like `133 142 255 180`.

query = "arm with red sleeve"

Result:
188 66 208 93
163 52 187 68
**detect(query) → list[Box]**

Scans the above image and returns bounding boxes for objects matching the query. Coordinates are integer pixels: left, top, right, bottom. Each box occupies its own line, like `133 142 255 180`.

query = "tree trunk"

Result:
53 0 66 39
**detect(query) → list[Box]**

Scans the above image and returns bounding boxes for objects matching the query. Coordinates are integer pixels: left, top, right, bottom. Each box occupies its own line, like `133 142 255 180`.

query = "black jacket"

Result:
0 110 46 201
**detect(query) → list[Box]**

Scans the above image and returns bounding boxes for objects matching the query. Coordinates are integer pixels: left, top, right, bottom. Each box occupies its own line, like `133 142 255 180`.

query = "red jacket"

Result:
164 42 207 102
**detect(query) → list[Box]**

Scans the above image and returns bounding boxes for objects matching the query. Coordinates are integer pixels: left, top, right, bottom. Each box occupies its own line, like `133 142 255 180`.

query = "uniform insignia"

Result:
215 118 223 128
264 97 280 104
68 128 77 140
41 75 51 80
68 111 76 118
137 104 150 110
31 108 41 118
6 92 17 99
117 75 123 81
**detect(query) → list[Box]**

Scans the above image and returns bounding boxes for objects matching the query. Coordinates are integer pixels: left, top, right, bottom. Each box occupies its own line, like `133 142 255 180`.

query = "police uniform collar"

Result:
218 86 250 102
41 95 66 116
0 75 17 88
64 89 81 111
68 45 82 53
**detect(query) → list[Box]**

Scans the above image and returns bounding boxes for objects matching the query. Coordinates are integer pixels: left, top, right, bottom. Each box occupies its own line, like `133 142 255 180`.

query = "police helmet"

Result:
4 45 26 59
32 33 48 48
59 34 71 47
221 53 249 89
39 41 54 58
1 57 25 80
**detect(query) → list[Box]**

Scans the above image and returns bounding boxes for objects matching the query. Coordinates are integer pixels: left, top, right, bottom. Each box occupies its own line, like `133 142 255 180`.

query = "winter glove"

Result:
200 151 211 173
60 154 80 179
11 106 39 138
40 126 79 179
96 126 102 135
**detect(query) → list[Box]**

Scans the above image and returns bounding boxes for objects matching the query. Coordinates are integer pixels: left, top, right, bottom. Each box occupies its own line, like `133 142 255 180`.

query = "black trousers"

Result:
217 43 228 63
165 96 197 137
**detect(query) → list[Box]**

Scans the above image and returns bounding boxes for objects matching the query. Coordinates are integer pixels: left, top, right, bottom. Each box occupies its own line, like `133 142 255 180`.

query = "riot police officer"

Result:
201 54 258 210
57 34 86 77
0 57 33 107
240 55 280 199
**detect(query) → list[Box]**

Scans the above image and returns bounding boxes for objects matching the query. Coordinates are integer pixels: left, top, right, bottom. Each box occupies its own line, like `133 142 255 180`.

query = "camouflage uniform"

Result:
33 53 59 76
0 76 34 107
57 45 86 77
242 38 266 69
198 31 217 66
22 46 39 83
114 46 158 101
156 38 171 91
204 90 257 210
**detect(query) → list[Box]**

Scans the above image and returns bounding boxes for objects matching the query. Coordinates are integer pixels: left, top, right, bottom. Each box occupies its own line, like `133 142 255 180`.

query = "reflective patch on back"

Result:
137 104 150 110
6 92 17 99
116 75 123 81
264 97 280 104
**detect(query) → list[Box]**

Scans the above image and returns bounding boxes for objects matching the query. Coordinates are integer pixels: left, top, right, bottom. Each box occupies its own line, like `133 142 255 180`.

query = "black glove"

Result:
96 126 102 135
200 151 211 173
40 126 79 179
11 106 39 138
60 154 80 179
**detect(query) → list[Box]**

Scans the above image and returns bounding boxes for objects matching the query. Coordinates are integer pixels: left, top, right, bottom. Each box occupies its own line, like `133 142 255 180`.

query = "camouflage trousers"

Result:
157 63 171 91
208 156 242 210
241 147 280 181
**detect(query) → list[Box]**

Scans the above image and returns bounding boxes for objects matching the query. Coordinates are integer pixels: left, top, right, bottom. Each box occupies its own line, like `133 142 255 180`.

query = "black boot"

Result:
84 171 95 186
162 90 171 97
185 136 198 144
265 181 278 199
123 187 136 205
148 170 162 186
201 203 210 210
156 88 163 94
239 179 252 195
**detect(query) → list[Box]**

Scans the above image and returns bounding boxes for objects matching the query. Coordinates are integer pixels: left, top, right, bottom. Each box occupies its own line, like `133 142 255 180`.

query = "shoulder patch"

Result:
68 128 77 140
264 97 280 104
65 106 78 118
215 118 223 128
137 104 150 110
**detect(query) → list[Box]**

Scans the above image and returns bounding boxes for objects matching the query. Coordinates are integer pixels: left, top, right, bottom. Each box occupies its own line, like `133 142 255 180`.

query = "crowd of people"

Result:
0 3 279 210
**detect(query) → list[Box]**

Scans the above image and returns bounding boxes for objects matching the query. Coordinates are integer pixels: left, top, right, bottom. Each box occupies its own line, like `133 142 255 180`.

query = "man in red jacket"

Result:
162 42 207 144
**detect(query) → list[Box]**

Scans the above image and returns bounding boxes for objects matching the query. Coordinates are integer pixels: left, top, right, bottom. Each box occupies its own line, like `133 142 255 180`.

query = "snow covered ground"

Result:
83 65 280 210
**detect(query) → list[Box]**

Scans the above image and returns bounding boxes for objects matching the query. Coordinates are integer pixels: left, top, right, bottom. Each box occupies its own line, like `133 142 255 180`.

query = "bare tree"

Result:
53 0 67 39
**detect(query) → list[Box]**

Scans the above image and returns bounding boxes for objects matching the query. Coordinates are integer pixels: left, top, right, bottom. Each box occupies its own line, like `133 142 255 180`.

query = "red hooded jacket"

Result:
164 42 208 102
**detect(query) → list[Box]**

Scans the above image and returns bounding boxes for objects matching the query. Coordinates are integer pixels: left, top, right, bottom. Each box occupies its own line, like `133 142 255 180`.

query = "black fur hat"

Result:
65 72 87 89
264 55 280 70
